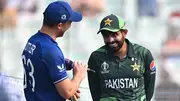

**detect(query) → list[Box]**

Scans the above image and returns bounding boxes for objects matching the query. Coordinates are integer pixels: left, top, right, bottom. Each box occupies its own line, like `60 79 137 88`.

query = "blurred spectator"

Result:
71 0 104 17
154 8 180 101
167 11 180 40
0 0 17 29
17 0 38 14
0 0 7 12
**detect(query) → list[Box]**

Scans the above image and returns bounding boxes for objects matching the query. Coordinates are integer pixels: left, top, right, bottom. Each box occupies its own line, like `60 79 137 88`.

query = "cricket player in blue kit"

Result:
22 1 87 101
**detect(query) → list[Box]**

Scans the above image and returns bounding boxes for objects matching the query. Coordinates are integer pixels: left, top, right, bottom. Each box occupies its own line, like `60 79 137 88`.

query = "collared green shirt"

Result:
88 39 156 101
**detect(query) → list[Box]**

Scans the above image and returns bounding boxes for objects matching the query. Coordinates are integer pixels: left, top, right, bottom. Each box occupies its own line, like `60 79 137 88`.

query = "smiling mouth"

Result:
109 43 118 47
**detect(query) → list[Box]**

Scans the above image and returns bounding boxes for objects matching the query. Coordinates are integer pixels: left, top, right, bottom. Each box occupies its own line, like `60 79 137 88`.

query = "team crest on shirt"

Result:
100 62 110 74
57 64 65 72
131 62 140 72
150 60 156 71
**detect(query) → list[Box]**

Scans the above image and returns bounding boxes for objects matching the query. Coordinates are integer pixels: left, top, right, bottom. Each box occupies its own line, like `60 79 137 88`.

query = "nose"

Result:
107 36 115 43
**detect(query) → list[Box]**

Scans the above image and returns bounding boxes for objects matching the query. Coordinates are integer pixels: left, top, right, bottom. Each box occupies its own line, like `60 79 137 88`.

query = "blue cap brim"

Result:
69 11 82 22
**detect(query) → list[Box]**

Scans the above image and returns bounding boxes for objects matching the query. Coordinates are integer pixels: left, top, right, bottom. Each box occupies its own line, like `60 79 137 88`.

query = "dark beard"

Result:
105 38 125 53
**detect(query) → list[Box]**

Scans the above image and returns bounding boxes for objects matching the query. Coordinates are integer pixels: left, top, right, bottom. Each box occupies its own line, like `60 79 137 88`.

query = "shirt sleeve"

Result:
143 49 156 101
42 47 68 84
87 53 101 101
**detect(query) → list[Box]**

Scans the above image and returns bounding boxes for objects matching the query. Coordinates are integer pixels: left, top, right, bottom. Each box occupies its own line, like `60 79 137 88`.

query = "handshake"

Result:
65 58 88 101
65 58 95 73
65 59 95 101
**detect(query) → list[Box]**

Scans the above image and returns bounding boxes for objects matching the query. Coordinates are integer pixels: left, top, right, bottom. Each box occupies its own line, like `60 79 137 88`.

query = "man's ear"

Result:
123 29 128 36
57 23 63 30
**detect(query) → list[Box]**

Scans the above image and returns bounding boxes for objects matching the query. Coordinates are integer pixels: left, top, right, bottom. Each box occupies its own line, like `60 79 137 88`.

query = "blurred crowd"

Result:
0 0 180 101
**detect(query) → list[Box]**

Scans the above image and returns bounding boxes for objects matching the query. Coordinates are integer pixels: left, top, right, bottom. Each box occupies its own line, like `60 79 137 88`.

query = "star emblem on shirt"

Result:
131 62 140 71
104 18 112 26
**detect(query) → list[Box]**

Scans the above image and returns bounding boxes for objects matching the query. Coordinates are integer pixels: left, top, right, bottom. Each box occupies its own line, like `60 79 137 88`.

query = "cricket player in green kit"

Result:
87 14 156 101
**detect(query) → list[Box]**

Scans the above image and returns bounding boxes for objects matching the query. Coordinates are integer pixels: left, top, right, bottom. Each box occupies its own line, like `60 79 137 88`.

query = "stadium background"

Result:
0 0 180 101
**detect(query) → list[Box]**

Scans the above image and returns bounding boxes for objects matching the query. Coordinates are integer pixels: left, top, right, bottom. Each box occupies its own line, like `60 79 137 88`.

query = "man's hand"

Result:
69 89 80 101
65 58 73 70
74 88 80 99
73 61 87 82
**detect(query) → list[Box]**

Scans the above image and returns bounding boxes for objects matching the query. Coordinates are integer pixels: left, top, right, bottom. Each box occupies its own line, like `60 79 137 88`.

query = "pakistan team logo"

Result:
131 62 140 72
101 62 110 74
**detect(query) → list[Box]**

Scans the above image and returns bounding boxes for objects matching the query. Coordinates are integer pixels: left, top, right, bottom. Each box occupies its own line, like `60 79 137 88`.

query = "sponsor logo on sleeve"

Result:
150 61 156 72
57 64 65 72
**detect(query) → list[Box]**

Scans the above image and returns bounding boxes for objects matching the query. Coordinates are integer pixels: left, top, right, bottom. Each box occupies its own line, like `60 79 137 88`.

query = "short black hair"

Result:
120 29 125 32
43 16 58 27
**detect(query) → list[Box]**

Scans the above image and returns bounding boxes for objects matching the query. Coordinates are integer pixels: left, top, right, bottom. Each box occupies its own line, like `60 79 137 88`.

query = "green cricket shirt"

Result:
88 39 156 101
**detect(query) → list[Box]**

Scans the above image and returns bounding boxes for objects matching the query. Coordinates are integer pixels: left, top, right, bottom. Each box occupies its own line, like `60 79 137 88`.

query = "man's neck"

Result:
115 42 128 59
40 26 56 41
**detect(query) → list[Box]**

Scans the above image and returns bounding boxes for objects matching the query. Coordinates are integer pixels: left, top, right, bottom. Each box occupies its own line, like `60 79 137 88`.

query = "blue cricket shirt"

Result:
22 31 68 101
